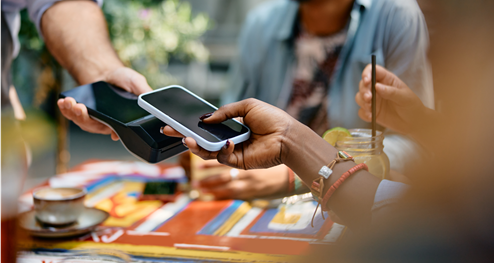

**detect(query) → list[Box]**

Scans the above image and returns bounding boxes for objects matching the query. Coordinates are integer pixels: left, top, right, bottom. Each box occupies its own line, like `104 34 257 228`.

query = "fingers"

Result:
217 140 242 168
201 98 260 124
199 172 233 188
183 137 219 161
111 131 120 141
161 125 184 138
199 160 226 169
201 178 250 200
202 184 236 200
58 98 113 135
358 108 372 122
355 87 371 111
129 72 153 94
361 64 398 86
105 67 152 95
375 83 410 104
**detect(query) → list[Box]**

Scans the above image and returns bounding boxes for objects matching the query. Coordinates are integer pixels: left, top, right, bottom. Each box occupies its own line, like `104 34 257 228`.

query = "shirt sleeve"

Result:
371 179 410 224
26 0 103 39
220 9 256 105
378 0 435 175
382 0 434 109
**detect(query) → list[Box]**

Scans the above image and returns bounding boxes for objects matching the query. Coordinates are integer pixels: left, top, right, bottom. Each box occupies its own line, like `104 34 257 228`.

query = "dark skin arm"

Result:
163 99 380 230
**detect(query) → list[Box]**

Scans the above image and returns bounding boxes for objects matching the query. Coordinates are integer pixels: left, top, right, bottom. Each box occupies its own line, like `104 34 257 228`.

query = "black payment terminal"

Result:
60 81 187 163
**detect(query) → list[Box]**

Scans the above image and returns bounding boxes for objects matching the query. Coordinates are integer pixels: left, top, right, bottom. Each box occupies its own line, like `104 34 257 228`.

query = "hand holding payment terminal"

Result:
60 81 188 163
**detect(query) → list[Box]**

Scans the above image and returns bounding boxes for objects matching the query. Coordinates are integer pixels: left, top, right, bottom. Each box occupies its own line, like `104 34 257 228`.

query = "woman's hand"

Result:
57 67 152 141
355 64 428 135
162 98 297 170
196 162 289 200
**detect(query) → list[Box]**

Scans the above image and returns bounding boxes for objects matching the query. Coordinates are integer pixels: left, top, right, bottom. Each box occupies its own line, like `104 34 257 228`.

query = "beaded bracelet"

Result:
320 163 368 211
309 151 355 227
310 163 368 227
287 168 295 193
311 151 354 198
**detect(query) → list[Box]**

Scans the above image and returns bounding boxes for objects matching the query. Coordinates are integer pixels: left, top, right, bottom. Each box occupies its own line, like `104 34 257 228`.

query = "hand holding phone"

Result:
138 86 250 151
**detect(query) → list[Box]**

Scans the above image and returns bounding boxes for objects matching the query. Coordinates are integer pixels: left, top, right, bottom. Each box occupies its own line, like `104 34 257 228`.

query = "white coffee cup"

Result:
33 187 87 225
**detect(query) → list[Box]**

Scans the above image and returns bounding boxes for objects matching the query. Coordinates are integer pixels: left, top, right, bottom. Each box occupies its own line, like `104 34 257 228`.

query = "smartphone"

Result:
139 181 178 202
138 86 250 151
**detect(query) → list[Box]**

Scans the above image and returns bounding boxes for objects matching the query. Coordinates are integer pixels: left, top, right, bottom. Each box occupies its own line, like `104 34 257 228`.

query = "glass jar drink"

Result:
335 129 389 179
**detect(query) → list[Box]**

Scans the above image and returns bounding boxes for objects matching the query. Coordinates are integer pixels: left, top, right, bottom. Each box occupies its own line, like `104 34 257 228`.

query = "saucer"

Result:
19 207 109 238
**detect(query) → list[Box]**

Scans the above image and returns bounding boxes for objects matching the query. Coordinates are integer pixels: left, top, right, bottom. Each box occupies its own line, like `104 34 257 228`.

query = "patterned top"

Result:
286 27 347 135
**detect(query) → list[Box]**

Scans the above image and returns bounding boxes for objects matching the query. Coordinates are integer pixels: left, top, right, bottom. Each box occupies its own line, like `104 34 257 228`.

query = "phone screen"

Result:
62 81 150 124
140 87 249 142
142 181 177 195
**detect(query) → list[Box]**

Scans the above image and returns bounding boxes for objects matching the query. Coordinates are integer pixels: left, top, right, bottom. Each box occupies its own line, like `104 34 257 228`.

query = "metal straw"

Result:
371 55 376 137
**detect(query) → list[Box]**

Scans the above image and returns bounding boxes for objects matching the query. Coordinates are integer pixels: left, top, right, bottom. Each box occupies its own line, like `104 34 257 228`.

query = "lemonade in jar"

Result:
325 128 389 180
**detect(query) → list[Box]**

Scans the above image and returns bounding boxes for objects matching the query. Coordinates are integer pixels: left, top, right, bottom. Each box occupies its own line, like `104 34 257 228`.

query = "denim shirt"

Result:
222 0 434 174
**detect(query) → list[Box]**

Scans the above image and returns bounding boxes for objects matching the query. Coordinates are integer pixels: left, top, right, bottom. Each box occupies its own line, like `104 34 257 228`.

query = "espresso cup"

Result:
33 187 87 226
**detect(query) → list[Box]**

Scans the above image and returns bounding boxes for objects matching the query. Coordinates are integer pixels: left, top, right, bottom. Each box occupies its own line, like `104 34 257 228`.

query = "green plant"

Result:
104 0 210 88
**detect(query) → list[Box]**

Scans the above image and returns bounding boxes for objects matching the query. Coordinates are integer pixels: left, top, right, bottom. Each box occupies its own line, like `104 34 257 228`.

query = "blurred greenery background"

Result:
10 0 267 190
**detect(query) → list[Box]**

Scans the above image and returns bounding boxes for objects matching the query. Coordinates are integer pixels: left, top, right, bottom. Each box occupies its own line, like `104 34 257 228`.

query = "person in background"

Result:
189 0 434 200
162 62 437 232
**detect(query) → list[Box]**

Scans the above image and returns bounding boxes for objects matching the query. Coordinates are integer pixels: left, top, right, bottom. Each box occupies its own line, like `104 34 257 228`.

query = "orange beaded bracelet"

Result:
287 168 295 193
320 163 368 211
310 162 368 227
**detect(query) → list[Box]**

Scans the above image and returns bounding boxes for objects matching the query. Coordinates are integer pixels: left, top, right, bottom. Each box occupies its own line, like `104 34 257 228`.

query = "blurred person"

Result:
168 0 494 260
190 0 434 200
1 0 151 261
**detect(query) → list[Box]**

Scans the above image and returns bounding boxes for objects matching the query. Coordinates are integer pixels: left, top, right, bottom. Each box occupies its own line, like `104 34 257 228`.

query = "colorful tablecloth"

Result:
18 160 345 262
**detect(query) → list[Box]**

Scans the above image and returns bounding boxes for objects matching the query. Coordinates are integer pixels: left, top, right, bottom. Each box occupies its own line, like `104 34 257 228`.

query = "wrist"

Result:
281 121 337 182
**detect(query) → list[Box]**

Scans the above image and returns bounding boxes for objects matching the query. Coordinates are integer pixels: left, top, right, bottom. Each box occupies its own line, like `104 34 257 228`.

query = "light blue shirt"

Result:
223 0 434 174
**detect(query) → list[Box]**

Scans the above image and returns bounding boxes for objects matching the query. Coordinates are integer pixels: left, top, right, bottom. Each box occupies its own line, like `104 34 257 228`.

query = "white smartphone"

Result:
138 85 250 152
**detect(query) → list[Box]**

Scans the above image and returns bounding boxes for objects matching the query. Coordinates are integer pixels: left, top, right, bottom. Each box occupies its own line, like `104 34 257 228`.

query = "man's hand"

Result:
196 162 289 200
57 67 152 141
41 1 152 140
355 64 428 135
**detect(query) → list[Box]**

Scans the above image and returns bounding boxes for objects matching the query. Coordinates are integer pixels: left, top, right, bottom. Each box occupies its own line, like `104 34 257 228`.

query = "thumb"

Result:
129 72 152 94
106 68 152 95
201 99 258 124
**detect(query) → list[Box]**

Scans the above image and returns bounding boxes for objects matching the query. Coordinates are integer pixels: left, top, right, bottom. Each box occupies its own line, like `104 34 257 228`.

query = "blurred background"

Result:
12 0 268 191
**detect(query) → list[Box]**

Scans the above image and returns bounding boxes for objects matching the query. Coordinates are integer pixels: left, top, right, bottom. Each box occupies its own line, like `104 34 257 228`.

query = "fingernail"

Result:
75 109 82 116
199 113 213 120
182 138 188 148
160 126 165 134
224 140 230 149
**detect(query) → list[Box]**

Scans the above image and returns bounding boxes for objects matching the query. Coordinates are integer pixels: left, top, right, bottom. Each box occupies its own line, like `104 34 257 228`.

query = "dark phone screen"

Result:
61 81 150 124
142 181 177 195
140 87 249 142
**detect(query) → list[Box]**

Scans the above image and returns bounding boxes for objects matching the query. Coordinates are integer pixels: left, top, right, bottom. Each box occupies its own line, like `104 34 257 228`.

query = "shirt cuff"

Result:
372 179 410 212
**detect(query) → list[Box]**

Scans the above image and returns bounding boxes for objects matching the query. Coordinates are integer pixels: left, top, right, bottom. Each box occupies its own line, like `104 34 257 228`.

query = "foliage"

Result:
103 0 210 87
17 0 211 89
